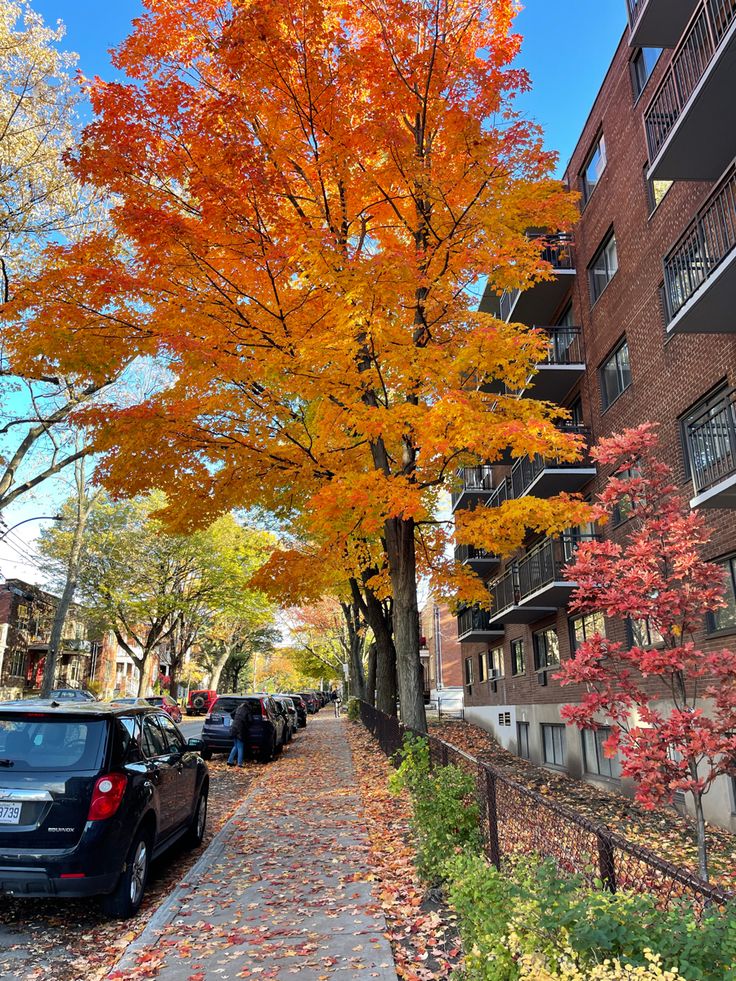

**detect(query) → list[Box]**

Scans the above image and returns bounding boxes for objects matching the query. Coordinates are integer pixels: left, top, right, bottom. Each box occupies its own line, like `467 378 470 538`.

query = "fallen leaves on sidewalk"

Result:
433 719 736 891
345 722 463 981
0 758 259 981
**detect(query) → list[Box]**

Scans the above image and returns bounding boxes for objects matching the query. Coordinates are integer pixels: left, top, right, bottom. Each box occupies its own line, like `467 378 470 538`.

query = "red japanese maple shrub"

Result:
555 423 736 881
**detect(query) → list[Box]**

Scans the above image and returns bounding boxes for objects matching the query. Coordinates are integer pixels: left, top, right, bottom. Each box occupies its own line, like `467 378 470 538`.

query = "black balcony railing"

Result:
457 605 497 638
517 534 597 601
539 326 584 366
663 162 736 320
498 234 575 322
626 0 645 28
451 465 494 508
686 389 736 494
486 477 512 510
510 425 592 499
490 565 519 617
454 544 498 564
645 0 736 161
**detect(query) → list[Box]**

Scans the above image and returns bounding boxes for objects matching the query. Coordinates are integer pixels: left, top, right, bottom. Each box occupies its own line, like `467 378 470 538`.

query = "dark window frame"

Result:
580 132 607 205
678 381 731 482
517 721 531 760
582 726 621 780
533 627 560 672
630 47 662 102
706 556 736 636
541 723 566 768
589 229 619 305
569 612 606 656
510 638 526 676
464 656 474 688
644 162 673 215
599 337 632 411
490 644 504 680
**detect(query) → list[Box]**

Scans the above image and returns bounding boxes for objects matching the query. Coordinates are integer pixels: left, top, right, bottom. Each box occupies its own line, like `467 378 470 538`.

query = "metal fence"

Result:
358 701 734 910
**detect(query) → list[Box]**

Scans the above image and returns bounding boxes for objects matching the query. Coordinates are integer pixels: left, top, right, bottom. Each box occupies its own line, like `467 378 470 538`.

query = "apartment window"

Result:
645 165 672 213
582 727 621 779
517 721 531 760
631 48 661 100
510 638 526 676
630 617 665 648
600 338 631 409
464 656 474 688
490 645 504 679
589 231 618 304
533 627 560 671
611 466 639 526
478 651 489 683
707 557 736 634
542 724 566 768
679 383 731 481
569 612 606 654
580 134 607 204
7 650 26 678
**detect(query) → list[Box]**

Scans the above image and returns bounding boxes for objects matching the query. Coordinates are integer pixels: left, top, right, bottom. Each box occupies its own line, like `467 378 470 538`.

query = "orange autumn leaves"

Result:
4 0 587 609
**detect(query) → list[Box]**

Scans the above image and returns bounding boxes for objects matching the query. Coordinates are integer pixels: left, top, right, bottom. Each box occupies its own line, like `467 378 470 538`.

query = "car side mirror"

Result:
187 738 206 753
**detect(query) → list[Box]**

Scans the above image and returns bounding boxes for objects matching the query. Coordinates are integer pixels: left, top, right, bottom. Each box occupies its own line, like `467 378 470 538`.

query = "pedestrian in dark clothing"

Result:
227 701 252 767
333 694 342 717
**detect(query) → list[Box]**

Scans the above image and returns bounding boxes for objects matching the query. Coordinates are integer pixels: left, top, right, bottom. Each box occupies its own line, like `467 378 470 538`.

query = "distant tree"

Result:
556 425 736 881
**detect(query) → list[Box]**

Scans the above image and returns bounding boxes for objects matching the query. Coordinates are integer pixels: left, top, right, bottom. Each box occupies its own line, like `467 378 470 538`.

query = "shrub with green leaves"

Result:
389 733 481 882
346 698 361 722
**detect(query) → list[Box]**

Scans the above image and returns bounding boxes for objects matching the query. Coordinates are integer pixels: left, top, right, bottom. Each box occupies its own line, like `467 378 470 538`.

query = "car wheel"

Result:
184 788 208 849
259 736 276 763
101 828 152 919
200 746 212 761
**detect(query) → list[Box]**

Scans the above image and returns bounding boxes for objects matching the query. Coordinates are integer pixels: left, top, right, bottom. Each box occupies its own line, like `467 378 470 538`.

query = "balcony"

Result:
451 465 494 512
479 234 576 327
510 426 596 499
517 535 596 609
489 565 556 624
627 0 699 47
454 544 501 579
523 326 586 402
457 605 504 643
645 0 736 180
663 162 736 333
685 389 736 506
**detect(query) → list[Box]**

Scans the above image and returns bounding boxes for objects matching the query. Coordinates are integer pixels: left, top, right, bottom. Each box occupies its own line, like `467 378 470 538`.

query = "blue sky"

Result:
33 0 626 175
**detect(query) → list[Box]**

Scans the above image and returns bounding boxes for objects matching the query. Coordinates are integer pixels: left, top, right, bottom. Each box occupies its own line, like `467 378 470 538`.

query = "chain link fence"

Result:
358 700 734 910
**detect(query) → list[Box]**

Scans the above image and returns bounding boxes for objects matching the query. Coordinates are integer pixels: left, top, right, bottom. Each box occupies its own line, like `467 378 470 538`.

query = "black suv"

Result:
202 695 286 762
0 701 208 918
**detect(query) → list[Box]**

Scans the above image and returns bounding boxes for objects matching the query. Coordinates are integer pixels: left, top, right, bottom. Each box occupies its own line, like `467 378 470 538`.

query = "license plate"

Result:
223 716 232 728
0 803 22 825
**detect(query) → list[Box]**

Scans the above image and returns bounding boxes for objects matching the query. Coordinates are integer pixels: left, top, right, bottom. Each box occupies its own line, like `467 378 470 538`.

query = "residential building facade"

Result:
455 0 736 831
420 599 464 709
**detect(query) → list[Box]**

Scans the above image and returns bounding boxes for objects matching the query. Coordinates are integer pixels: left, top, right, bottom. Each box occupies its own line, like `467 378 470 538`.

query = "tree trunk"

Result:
366 643 377 707
40 462 96 699
690 772 709 881
384 516 426 732
136 654 151 697
209 646 231 692
361 587 396 715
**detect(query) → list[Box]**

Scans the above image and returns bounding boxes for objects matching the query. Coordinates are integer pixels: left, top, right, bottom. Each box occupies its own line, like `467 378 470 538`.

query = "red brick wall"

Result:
463 32 736 711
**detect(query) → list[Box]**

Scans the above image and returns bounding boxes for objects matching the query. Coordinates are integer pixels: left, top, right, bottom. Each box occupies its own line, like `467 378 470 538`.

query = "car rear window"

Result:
145 697 164 706
0 715 107 772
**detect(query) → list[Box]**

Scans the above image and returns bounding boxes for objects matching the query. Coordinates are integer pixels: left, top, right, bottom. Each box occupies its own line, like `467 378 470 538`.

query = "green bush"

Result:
443 852 736 981
389 733 481 883
346 698 361 722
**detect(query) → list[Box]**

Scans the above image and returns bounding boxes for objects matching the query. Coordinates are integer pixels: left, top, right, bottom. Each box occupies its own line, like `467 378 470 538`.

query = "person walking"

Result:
333 693 342 717
227 700 252 767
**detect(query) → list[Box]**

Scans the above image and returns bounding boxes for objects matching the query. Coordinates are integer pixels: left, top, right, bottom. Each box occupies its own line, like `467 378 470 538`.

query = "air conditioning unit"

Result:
491 680 498 693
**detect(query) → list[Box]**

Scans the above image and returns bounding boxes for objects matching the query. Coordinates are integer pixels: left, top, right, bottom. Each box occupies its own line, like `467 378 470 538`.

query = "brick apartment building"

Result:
455 0 736 830
419 599 464 708
0 578 163 698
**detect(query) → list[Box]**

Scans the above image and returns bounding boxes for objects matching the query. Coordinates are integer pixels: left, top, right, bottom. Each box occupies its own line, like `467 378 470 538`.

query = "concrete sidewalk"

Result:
109 715 398 980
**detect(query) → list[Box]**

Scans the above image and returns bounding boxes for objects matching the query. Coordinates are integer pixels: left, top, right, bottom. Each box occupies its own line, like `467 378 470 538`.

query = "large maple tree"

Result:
6 0 586 730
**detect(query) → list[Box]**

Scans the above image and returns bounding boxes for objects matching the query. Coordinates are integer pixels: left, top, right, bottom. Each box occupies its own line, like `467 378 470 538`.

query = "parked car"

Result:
144 695 183 724
283 694 308 728
0 701 208 918
273 696 297 738
49 689 98 702
186 689 218 716
201 695 286 762
298 691 320 714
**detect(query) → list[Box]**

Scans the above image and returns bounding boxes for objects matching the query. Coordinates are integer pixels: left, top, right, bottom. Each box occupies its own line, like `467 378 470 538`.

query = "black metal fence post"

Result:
597 831 617 894
485 767 501 871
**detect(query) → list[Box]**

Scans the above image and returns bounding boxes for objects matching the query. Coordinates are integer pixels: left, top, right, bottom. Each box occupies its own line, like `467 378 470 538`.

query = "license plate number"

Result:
0 803 22 825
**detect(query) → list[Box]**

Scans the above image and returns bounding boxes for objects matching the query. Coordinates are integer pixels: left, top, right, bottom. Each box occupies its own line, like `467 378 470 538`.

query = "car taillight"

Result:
87 773 127 821
260 699 269 721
